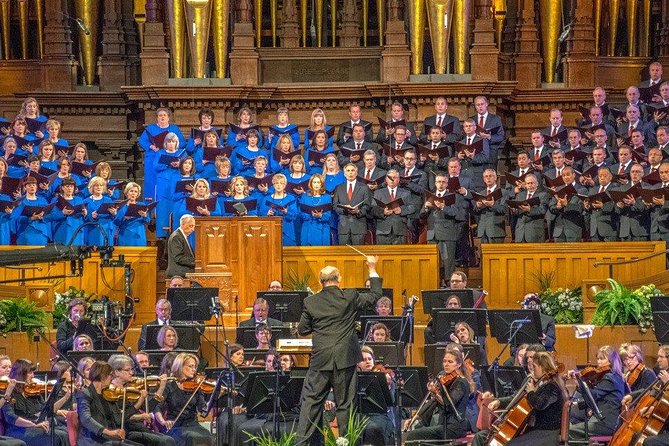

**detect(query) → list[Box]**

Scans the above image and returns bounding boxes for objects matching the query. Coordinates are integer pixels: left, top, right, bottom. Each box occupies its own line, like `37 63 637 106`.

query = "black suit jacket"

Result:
75 386 120 446
332 181 372 235
421 114 462 144
336 120 373 146
166 228 195 278
298 276 382 370
238 317 283 327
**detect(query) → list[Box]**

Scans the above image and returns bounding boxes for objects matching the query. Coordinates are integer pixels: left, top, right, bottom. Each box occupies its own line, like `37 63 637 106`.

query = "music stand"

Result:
358 315 413 344
167 287 219 322
432 309 488 343
480 366 527 398
363 342 406 366
421 289 475 314
144 324 202 351
245 371 292 414
488 309 542 345
257 291 308 323
394 366 428 408
356 371 393 415
74 319 115 350
424 344 482 376
235 326 294 349
651 297 669 344
347 288 395 316
36 377 65 446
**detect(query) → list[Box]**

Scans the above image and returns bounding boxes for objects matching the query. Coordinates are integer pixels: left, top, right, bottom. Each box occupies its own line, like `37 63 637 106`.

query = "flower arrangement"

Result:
539 287 584 324
591 279 662 333
53 286 93 328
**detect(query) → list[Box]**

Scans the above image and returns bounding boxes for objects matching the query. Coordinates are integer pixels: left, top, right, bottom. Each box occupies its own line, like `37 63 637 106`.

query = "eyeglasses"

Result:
449 279 463 283
121 368 133 372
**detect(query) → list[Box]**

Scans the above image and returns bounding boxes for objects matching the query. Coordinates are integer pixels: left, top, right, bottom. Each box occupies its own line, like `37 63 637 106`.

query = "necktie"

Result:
652 167 658 173
618 164 625 175
432 143 437 150
365 169 371 180
396 143 400 150
534 149 540 161
628 125 634 137
599 185 605 193
347 183 353 200
436 115 443 128
389 188 395 201
520 169 526 176
486 188 492 195
356 142 361 151
404 168 410 177
479 115 485 128
527 192 533 199
551 127 557 137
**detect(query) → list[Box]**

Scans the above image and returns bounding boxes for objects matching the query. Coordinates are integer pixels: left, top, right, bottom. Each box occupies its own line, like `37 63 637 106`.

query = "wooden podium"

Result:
190 217 283 314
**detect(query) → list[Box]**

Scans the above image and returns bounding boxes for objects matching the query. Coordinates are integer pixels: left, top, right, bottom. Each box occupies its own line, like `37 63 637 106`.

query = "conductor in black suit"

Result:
295 256 383 445
166 214 196 278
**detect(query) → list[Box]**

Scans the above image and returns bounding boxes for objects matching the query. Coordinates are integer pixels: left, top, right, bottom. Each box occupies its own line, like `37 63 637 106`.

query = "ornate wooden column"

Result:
499 0 517 80
99 0 126 90
339 0 361 47
140 0 169 85
229 0 260 85
659 1 669 61
512 0 541 88
381 0 410 82
40 0 77 90
121 0 141 85
279 0 300 48
470 0 499 81
563 0 596 88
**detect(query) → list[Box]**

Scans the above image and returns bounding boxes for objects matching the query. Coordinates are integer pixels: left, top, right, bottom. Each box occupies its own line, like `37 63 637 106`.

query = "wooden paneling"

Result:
481 242 667 308
0 246 157 324
282 245 439 323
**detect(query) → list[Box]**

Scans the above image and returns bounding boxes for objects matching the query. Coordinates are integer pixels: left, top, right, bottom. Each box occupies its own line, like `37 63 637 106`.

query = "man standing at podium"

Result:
295 256 383 445
166 214 195 278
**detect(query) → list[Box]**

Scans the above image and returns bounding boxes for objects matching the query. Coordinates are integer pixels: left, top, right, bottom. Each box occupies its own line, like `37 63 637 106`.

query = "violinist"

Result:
567 345 625 441
471 352 568 446
404 348 471 442
0 356 26 446
216 343 248 446
1 359 69 446
159 353 179 377
641 345 669 446
75 360 136 446
107 355 175 446
619 343 656 394
153 353 212 446
51 361 76 422
55 298 100 352
77 357 95 389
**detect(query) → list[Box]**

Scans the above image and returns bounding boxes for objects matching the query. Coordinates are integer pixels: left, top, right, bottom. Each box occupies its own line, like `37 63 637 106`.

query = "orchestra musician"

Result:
404 347 471 442
619 343 656 394
640 344 669 446
356 346 395 446
0 356 28 446
153 353 212 446
56 297 100 352
567 345 625 441
471 352 567 446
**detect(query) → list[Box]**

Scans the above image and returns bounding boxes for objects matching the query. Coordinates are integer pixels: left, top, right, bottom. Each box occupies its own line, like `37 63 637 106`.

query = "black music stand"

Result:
235 326 294 349
424 344 482 377
74 318 115 350
651 296 669 344
242 348 272 366
347 288 395 316
358 315 413 344
167 287 219 323
245 370 304 438
488 309 542 345
394 366 428 408
421 289 475 314
356 371 393 415
363 342 406 366
480 366 526 398
567 376 605 445
432 309 488 343
257 291 308 323
144 324 202 351
36 378 65 446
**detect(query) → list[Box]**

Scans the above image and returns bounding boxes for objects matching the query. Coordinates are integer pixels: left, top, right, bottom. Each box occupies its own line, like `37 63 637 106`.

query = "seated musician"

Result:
56 297 100 352
471 352 567 446
138 299 173 351
567 345 625 441
239 298 282 328
51 360 76 424
157 325 179 352
375 296 393 316
1 359 69 446
356 346 395 446
448 321 487 366
74 334 95 352
107 354 175 446
75 360 137 446
77 356 95 389
619 343 656 395
424 284 464 345
216 344 248 446
524 344 547 374
404 347 471 442
369 322 393 342
154 352 212 446
135 351 150 370
254 323 272 350
640 344 669 446
504 343 528 367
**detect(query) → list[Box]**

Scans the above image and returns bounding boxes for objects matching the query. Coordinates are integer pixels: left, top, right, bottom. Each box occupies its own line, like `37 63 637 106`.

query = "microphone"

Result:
75 18 91 35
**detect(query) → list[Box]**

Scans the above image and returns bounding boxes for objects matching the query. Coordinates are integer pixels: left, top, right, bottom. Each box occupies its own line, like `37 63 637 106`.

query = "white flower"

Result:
336 438 349 446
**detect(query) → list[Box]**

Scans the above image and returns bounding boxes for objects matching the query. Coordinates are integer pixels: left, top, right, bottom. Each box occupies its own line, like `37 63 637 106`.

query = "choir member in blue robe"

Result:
305 129 336 175
70 143 94 196
185 106 222 156
83 177 116 247
1 138 27 179
153 133 185 238
259 173 299 246
114 182 150 246
303 108 334 153
208 156 234 200
49 177 86 245
322 153 345 243
194 130 222 179
265 107 300 152
269 134 299 174
299 174 332 246
220 176 258 216
138 107 186 201
0 190 15 245
37 140 58 173
246 155 274 200
49 158 81 199
14 177 51 245
231 129 268 177
170 158 198 231
286 155 310 197
94 162 122 200
44 119 69 152
226 105 264 150
173 178 221 249
20 97 48 139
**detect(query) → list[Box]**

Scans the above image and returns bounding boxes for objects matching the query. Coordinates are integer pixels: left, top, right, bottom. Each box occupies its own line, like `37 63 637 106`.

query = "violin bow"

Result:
168 379 206 432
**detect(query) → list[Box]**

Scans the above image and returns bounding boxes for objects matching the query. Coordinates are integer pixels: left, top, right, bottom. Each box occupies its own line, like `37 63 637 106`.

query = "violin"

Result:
23 380 56 397
573 365 611 386
101 384 143 403
180 374 217 394
131 375 175 390
435 370 460 391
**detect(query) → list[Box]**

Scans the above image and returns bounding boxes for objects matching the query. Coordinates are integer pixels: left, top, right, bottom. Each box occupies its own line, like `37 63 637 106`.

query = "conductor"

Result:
295 256 383 445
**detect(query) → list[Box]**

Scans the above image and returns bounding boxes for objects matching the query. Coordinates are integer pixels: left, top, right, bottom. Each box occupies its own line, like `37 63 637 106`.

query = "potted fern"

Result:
0 298 47 338
591 279 661 333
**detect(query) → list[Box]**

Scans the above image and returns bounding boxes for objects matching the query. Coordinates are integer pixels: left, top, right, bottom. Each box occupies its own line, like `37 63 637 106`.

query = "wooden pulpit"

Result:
190 217 283 314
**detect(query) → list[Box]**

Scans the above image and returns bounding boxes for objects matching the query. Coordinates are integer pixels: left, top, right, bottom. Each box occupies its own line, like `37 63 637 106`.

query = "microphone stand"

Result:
271 354 283 439
488 319 527 397
209 296 223 368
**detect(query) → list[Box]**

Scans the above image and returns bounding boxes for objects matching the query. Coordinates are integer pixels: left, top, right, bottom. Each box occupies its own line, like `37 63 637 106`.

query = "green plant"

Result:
244 430 296 446
285 269 312 292
319 407 368 446
0 298 47 338
540 287 583 324
591 279 660 332
531 270 556 295
53 286 92 328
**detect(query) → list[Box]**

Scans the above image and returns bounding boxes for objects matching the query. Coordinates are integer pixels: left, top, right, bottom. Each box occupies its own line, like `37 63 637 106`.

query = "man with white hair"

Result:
295 256 382 445
166 214 196 278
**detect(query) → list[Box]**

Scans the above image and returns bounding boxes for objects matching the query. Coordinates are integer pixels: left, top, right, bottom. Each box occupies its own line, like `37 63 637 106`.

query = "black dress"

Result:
155 382 212 446
1 392 68 446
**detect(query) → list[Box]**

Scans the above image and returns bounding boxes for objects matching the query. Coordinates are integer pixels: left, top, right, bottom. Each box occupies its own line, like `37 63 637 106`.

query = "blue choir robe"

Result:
299 193 332 246
48 196 86 245
0 193 14 245
114 202 150 246
52 138 70 154
138 123 186 201
259 193 299 246
172 198 222 248
153 149 184 238
305 146 336 176
169 174 197 231
303 125 334 153
232 146 268 177
4 157 26 179
13 196 51 245
106 179 122 200
226 126 265 150
324 172 345 193
39 159 58 173
83 195 116 246
219 196 259 217
185 126 223 155
265 124 300 152
71 160 94 198
49 175 83 198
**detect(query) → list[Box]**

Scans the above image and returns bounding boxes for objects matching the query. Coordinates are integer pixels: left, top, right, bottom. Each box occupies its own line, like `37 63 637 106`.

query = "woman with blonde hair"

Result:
114 182 151 246
84 176 117 246
258 173 299 245
286 154 309 195
299 174 331 245
222 176 258 216
227 105 263 149
304 108 333 153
